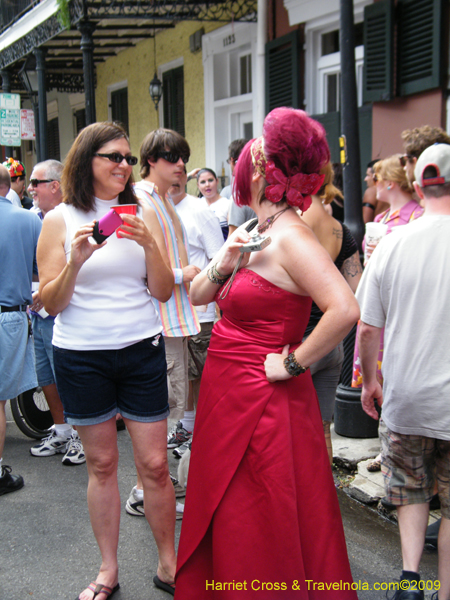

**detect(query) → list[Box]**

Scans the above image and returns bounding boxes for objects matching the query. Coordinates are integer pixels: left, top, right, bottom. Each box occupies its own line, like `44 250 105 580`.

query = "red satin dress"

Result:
175 269 357 600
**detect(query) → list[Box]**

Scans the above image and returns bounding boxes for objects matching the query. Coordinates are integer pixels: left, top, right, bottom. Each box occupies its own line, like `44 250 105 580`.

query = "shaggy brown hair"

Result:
402 126 450 159
62 122 137 212
139 128 190 179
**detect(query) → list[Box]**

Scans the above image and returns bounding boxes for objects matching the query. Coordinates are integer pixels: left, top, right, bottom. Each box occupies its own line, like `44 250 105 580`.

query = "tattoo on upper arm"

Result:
342 253 363 278
332 227 343 240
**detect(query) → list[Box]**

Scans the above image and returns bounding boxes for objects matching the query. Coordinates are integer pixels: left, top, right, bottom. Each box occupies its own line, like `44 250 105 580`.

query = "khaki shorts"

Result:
187 321 214 380
380 424 450 518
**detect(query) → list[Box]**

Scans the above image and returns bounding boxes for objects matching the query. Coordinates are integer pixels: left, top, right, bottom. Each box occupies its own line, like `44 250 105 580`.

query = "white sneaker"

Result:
176 502 184 520
126 487 145 517
62 431 86 466
30 428 70 457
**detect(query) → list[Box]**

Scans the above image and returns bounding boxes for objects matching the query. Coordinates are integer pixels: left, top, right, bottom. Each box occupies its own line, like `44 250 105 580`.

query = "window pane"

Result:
326 73 339 112
322 30 339 56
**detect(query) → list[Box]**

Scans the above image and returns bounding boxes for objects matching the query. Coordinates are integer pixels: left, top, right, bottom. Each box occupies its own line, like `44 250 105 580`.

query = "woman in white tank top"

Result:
37 122 177 600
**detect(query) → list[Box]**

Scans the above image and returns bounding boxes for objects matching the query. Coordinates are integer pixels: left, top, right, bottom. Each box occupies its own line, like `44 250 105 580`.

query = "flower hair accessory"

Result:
250 137 267 178
265 161 325 212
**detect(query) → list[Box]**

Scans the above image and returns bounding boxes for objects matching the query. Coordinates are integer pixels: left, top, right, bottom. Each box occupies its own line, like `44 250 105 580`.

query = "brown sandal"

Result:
75 582 120 600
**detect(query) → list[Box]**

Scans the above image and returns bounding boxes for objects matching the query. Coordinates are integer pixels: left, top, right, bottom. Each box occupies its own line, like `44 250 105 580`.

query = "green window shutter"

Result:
111 87 129 135
363 0 394 103
47 117 60 161
397 0 444 96
265 31 300 114
310 112 341 164
163 66 185 137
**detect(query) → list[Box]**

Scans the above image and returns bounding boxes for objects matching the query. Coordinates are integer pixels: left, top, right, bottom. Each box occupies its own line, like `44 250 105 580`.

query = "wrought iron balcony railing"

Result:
0 0 38 34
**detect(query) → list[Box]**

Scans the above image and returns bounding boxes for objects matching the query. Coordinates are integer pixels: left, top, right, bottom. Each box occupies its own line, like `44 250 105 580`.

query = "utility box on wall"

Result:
190 28 204 53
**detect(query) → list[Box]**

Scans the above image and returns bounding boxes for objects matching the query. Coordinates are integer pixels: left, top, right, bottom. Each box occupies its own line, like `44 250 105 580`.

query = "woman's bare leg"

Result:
125 418 176 585
75 418 120 600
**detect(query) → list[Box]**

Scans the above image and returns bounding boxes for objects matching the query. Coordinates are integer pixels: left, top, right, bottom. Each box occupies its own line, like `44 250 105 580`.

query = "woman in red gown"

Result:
175 108 360 599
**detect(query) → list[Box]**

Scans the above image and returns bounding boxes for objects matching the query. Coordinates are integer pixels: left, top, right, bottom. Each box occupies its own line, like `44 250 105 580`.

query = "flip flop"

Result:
75 581 120 600
153 575 175 596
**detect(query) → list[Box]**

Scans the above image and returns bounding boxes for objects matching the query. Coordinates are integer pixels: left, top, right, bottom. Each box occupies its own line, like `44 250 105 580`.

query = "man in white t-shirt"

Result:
357 144 450 600
169 168 224 457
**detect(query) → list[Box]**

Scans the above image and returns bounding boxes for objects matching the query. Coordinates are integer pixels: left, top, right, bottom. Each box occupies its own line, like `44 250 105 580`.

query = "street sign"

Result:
0 108 21 147
20 109 35 140
0 93 20 110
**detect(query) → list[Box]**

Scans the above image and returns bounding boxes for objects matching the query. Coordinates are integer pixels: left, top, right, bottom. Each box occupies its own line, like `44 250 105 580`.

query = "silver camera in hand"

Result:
239 232 272 253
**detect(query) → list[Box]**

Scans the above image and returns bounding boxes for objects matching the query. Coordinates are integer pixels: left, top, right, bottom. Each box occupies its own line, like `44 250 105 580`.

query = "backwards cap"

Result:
414 143 450 187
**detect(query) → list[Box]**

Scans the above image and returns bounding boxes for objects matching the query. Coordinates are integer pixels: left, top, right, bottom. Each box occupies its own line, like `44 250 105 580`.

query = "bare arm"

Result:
119 203 174 302
264 227 360 382
358 321 383 419
38 210 104 315
190 225 252 305
340 250 363 293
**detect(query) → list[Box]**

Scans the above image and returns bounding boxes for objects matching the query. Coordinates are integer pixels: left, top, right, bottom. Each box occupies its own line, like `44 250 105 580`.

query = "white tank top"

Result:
52 199 162 350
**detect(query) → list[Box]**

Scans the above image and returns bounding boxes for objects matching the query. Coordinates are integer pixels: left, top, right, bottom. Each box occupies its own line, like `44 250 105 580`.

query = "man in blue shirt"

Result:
0 164 42 495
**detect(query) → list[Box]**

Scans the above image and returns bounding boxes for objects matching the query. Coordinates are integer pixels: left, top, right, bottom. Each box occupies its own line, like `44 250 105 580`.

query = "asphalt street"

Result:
1 404 439 600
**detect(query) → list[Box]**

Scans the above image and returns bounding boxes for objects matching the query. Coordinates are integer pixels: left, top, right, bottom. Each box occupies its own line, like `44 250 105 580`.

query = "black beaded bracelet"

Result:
207 265 229 285
283 352 308 377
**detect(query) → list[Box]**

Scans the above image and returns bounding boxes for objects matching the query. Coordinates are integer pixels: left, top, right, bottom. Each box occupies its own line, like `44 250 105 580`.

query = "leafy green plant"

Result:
56 0 71 29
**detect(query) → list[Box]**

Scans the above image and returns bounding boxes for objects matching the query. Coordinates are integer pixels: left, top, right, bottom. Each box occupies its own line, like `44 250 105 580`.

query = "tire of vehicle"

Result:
10 387 53 439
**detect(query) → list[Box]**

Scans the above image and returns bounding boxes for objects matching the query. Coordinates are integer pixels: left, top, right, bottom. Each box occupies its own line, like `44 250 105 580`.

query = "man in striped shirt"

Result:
126 129 200 523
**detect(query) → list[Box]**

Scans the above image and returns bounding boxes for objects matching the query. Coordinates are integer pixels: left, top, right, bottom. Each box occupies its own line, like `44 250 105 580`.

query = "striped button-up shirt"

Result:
134 180 200 338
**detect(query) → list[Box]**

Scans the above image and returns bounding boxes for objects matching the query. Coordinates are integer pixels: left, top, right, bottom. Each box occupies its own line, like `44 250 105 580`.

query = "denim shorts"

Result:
0 312 37 401
53 334 169 426
31 314 56 387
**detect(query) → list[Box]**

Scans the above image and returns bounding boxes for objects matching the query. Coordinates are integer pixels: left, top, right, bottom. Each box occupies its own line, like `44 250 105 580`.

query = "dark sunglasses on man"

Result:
94 152 138 166
155 151 189 165
11 175 26 182
30 179 55 187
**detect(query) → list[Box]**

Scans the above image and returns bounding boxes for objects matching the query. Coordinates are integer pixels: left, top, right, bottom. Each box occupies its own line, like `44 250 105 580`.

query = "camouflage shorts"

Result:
380 424 450 518
187 321 214 380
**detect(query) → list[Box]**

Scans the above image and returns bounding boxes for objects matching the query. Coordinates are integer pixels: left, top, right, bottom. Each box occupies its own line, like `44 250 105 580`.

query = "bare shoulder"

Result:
40 207 66 241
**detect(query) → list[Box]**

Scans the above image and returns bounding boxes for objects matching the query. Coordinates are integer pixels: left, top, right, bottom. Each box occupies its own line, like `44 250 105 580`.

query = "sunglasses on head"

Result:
11 175 26 182
399 154 414 167
155 151 189 164
30 179 55 187
94 152 138 166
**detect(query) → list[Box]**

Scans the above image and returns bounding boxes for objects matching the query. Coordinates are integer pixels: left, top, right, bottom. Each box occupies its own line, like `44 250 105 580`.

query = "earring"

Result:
387 185 392 190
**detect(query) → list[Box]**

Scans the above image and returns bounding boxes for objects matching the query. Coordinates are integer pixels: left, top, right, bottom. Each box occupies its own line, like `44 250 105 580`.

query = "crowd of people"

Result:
1 114 450 600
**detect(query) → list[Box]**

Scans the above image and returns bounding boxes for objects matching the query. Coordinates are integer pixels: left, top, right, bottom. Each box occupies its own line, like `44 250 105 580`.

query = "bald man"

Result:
0 164 42 495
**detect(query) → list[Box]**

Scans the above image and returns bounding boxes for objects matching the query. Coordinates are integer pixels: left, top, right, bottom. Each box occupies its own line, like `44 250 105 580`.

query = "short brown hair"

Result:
139 128 190 179
402 126 450 159
62 122 137 212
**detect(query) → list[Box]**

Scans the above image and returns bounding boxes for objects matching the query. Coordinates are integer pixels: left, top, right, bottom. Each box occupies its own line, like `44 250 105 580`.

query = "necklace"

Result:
257 206 291 234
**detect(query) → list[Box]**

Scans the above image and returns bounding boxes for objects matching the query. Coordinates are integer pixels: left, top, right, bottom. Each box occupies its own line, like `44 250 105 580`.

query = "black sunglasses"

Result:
30 179 55 187
94 152 138 166
11 175 26 182
155 151 189 165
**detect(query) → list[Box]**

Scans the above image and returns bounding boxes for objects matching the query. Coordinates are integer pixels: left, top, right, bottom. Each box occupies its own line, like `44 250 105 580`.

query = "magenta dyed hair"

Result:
233 107 330 207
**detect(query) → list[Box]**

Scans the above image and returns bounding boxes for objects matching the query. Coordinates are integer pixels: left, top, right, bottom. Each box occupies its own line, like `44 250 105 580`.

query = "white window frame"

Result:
202 22 258 177
303 1 370 115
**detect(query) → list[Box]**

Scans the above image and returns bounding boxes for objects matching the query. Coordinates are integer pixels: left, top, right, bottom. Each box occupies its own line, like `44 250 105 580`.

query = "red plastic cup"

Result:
111 204 137 238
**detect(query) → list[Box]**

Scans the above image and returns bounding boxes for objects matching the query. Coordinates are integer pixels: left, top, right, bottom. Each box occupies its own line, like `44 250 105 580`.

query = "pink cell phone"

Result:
92 209 123 244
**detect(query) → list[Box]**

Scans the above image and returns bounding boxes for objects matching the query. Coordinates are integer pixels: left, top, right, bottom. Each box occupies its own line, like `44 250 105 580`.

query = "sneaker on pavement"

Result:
173 439 192 459
0 465 24 496
167 421 192 449
62 431 86 466
30 427 70 457
126 487 145 517
170 474 186 498
176 502 184 520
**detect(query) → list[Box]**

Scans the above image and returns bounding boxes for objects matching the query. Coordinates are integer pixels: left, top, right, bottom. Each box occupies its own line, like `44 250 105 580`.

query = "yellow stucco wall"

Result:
95 20 224 189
